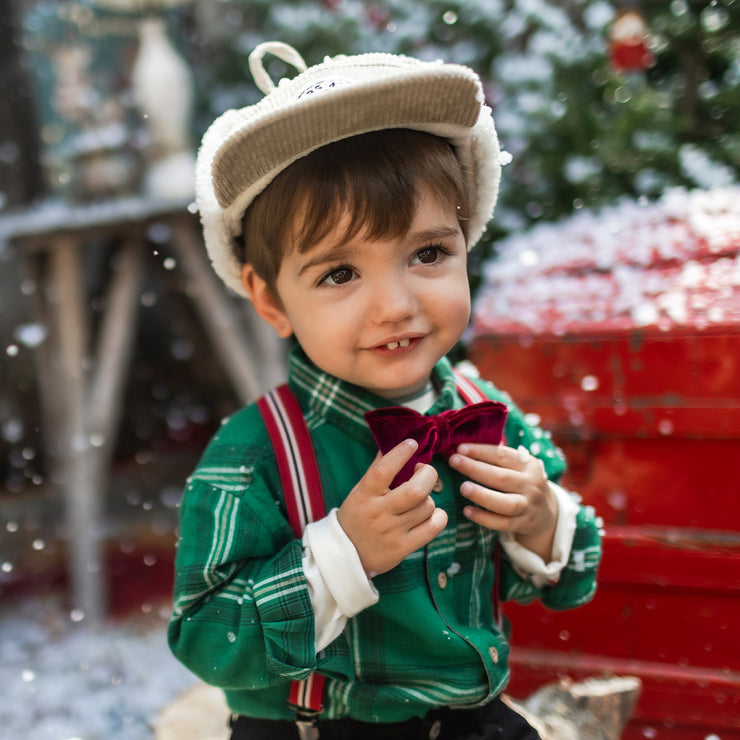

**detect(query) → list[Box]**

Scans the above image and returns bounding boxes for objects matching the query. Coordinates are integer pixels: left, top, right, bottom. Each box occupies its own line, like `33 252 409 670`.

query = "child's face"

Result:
245 186 471 400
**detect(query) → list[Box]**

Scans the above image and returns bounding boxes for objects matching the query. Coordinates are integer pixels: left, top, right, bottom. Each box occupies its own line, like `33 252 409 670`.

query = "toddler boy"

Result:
169 42 602 740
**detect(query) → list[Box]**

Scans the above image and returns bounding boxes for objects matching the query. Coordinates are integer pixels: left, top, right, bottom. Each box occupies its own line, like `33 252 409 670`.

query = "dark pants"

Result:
229 696 541 740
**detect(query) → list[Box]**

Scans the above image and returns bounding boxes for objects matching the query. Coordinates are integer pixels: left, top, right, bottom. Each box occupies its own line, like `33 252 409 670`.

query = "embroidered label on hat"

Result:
297 77 353 100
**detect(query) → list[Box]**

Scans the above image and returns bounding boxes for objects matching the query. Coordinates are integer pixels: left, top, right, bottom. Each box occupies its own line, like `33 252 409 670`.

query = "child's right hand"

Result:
337 439 448 577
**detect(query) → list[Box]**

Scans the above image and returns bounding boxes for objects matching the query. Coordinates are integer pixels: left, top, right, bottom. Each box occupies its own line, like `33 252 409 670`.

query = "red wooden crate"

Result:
469 188 740 738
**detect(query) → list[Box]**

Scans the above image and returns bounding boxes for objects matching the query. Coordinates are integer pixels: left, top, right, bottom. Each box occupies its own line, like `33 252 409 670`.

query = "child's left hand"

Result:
448 443 558 562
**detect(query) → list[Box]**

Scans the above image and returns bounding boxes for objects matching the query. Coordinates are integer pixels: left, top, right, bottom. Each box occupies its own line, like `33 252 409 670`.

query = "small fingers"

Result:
388 463 438 515
397 493 438 531
463 503 518 532
450 452 519 493
451 444 548 492
363 439 419 492
407 507 448 545
454 443 526 470
460 481 527 518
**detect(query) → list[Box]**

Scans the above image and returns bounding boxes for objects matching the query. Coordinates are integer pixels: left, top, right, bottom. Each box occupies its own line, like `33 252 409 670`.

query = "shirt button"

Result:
429 719 442 739
489 646 499 663
432 478 444 493
437 572 448 589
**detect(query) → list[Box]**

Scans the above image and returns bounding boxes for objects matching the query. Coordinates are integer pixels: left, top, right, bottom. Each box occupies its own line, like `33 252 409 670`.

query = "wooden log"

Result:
508 675 643 740
152 683 230 740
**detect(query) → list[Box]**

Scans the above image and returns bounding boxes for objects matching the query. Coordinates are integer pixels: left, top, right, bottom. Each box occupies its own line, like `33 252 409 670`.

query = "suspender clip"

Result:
294 710 320 740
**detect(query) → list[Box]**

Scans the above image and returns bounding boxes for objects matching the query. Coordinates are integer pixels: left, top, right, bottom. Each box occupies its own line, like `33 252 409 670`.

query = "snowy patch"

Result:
471 186 740 336
0 594 197 739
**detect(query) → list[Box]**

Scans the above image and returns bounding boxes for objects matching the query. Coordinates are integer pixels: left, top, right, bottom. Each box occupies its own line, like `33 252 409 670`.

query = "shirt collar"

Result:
287 345 464 447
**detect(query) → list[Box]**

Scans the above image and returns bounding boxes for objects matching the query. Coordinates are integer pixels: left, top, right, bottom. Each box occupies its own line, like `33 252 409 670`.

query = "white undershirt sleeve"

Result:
302 508 379 653
499 481 579 589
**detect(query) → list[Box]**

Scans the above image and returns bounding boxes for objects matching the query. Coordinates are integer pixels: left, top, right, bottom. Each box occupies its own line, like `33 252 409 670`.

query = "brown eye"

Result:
325 267 354 285
416 247 440 264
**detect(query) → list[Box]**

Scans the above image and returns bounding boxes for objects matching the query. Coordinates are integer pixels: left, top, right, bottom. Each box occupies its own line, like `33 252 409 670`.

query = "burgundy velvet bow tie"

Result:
364 401 508 487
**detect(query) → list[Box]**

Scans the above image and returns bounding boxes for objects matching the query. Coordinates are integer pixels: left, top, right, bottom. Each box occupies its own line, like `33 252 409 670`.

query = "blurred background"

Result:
0 1 738 738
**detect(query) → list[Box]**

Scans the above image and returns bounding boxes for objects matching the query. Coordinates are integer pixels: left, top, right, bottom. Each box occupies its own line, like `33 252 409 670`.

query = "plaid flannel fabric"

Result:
169 346 601 722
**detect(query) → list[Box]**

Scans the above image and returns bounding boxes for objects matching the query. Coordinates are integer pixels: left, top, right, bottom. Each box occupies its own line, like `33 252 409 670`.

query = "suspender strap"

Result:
452 368 487 405
453 370 505 630
257 385 325 537
257 385 326 723
287 672 326 718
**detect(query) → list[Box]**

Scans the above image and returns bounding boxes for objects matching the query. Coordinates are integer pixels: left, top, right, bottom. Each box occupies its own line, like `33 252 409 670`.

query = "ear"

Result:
241 264 293 338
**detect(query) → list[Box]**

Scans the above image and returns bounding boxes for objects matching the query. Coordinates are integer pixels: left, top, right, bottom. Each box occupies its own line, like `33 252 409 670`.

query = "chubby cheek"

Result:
457 292 472 323
292 309 356 361
436 286 471 334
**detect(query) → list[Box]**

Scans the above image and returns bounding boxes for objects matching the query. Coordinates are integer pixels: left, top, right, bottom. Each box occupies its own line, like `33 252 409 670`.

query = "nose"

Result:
367 272 415 324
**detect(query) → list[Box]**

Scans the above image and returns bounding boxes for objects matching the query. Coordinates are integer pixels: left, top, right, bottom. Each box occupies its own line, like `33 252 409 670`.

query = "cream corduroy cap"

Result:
196 41 501 297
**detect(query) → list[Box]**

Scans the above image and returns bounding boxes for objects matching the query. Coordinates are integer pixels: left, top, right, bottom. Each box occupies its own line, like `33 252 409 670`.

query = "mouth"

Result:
384 338 411 351
370 336 422 355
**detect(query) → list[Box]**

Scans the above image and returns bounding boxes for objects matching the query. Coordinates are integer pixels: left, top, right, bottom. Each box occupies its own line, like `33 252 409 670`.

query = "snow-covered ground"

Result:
0 592 197 740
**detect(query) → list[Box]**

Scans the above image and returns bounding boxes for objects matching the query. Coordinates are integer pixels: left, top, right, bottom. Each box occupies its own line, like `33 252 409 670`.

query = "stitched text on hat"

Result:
298 78 353 100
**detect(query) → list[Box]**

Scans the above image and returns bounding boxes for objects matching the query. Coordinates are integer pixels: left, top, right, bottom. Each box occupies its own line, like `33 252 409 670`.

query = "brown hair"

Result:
237 129 470 294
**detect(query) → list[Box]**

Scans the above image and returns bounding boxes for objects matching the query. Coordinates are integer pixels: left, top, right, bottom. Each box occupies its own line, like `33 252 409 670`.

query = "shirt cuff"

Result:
499 481 579 589
302 508 379 651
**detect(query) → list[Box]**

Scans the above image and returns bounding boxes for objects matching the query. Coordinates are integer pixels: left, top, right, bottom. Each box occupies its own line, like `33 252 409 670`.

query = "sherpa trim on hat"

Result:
196 41 501 297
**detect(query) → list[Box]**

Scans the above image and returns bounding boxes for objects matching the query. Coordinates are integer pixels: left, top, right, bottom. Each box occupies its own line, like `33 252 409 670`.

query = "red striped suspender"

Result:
453 370 505 630
257 373 506 722
257 386 325 538
451 368 486 406
286 671 326 721
256 385 327 722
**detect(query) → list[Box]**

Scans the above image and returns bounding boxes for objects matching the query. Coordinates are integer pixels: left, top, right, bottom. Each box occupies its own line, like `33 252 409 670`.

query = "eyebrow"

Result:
414 226 462 242
297 245 356 277
296 225 462 277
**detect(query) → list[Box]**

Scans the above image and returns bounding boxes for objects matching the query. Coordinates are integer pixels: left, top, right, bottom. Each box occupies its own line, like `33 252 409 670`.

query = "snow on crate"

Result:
471 186 740 337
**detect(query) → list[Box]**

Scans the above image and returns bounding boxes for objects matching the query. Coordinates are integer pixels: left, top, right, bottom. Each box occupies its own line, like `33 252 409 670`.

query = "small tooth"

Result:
387 342 399 350
399 339 410 347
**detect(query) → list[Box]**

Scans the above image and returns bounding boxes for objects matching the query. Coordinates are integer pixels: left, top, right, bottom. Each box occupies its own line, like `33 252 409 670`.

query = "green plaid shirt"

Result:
168 346 601 722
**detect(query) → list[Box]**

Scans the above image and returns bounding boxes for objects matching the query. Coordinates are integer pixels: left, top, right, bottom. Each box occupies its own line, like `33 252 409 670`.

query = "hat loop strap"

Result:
249 41 308 94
